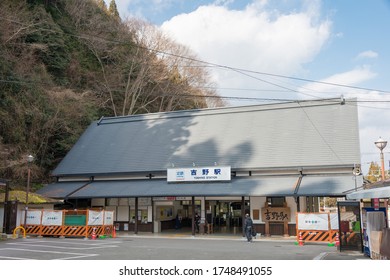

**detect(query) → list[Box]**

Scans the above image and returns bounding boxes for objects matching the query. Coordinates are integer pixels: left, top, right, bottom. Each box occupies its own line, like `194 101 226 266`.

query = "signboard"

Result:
88 210 104 225
41 211 62 226
297 213 330 230
167 166 231 182
261 207 290 222
26 210 43 225
330 213 339 230
104 211 114 225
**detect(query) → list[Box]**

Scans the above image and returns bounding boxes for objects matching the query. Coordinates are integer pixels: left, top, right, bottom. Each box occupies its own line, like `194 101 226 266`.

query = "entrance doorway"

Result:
209 200 249 234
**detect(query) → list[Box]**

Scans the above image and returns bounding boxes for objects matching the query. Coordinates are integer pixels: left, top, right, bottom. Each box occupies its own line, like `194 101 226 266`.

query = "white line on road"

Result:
313 252 328 260
6 242 118 250
0 247 98 260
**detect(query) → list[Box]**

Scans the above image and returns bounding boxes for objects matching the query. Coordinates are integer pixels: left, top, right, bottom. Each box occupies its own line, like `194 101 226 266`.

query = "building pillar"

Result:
200 197 205 234
134 197 138 234
191 196 195 236
241 196 245 237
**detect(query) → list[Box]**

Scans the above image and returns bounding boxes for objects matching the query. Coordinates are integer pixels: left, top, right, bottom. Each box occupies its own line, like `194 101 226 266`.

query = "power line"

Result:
3 78 390 105
2 16 390 96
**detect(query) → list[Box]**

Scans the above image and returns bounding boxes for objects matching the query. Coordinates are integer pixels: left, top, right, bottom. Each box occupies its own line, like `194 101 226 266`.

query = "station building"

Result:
37 98 363 236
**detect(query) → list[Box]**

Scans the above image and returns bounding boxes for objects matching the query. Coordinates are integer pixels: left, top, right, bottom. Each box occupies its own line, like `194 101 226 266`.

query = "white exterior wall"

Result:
286 197 297 223
250 196 266 223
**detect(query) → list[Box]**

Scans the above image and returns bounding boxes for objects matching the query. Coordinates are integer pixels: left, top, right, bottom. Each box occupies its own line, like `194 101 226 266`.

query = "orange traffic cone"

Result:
335 232 340 247
298 232 304 246
91 228 97 240
112 226 116 238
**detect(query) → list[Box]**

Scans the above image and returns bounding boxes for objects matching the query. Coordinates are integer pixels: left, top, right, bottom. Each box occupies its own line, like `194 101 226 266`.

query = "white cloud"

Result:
160 2 331 101
356 50 378 60
299 66 377 95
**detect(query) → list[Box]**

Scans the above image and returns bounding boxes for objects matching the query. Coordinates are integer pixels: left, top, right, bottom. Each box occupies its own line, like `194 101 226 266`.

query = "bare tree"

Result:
125 19 225 113
63 1 224 117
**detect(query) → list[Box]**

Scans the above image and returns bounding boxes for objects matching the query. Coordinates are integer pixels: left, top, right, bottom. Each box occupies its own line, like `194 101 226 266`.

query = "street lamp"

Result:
374 138 387 210
375 137 387 180
23 154 34 229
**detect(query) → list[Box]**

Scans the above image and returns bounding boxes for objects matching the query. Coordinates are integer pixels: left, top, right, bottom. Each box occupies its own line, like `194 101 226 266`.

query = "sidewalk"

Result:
117 230 306 242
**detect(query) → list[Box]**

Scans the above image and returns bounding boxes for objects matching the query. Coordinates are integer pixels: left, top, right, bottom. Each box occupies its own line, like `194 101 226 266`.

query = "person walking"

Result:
244 213 253 242
195 212 200 233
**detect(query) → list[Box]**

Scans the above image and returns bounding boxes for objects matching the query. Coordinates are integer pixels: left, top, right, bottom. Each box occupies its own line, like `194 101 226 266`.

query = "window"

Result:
266 197 285 207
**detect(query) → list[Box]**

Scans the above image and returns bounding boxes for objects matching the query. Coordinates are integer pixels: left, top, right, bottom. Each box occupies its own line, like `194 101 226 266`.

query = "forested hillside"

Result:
0 0 223 189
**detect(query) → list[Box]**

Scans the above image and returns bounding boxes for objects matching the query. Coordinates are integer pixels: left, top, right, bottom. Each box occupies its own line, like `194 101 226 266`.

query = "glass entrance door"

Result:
212 200 249 234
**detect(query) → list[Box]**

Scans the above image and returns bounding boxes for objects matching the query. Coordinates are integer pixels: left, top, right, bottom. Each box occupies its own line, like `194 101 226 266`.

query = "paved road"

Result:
0 234 369 260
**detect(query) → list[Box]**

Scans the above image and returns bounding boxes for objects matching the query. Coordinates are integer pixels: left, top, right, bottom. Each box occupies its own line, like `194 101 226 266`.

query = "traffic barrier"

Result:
12 226 26 239
22 209 114 239
296 212 339 245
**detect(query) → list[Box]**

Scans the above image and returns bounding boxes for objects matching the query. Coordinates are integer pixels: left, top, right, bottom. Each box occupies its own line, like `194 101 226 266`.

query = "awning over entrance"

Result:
346 186 390 200
38 175 361 199
36 181 89 199
66 176 300 198
297 175 363 196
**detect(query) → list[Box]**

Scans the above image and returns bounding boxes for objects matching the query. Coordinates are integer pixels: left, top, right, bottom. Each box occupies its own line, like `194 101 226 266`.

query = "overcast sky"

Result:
108 0 390 175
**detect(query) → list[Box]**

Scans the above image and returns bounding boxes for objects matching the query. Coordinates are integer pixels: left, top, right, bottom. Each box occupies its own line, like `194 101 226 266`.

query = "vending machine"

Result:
361 207 387 257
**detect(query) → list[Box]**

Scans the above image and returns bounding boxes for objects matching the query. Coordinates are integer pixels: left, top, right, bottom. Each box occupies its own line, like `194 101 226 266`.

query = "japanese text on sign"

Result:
261 207 290 222
167 166 231 182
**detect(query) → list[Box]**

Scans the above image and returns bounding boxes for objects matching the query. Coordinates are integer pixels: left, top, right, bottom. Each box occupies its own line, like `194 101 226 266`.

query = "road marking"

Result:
0 256 32 260
7 242 118 250
8 239 122 246
313 252 328 260
0 248 98 260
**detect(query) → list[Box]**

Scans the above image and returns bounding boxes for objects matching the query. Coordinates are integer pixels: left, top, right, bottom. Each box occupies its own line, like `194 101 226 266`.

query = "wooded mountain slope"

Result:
0 0 223 189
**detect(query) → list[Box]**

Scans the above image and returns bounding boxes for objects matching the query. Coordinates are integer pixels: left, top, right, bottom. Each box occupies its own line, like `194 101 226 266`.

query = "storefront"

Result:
37 98 362 236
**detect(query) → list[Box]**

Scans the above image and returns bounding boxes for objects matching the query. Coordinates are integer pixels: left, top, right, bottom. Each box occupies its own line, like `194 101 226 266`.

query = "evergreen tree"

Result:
108 0 120 20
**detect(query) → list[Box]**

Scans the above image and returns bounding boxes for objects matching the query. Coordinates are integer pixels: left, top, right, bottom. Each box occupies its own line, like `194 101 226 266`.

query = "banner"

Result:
42 211 63 226
88 210 104 225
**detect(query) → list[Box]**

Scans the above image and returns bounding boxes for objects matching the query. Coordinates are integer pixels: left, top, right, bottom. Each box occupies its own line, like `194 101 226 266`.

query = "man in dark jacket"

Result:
244 213 253 242
195 213 200 233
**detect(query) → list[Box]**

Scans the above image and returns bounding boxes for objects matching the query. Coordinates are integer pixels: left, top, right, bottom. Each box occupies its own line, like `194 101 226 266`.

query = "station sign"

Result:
167 166 231 183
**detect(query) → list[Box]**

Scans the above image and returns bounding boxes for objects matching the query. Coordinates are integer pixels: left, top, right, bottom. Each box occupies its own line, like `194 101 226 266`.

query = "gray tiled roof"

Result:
52 98 360 176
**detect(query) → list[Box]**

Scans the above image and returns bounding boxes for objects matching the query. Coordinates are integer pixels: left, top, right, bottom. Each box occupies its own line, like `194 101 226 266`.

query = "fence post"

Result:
327 212 334 246
296 212 299 243
85 210 89 239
